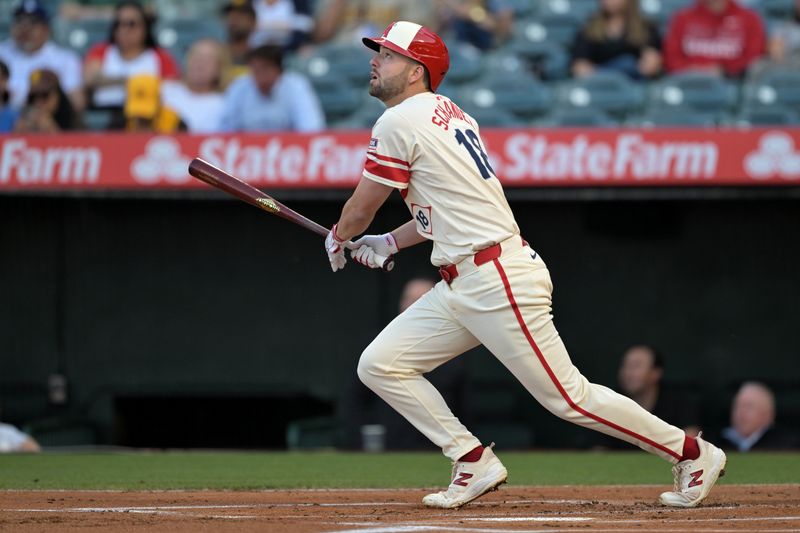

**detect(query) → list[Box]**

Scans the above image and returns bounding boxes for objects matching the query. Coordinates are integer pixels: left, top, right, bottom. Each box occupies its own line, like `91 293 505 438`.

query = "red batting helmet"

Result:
362 21 450 92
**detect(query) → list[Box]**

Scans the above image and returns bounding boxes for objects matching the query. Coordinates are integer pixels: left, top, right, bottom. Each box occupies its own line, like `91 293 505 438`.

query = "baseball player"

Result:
325 21 727 509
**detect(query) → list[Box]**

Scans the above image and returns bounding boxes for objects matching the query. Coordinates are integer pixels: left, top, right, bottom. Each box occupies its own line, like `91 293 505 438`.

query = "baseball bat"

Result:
188 158 395 272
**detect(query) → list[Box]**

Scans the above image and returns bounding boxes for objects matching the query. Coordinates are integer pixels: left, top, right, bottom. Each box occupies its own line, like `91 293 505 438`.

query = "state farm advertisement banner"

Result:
1 128 799 190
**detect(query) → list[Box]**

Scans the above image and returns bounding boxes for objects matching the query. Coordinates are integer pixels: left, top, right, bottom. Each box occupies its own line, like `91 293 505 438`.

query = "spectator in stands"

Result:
221 0 258 87
15 68 82 132
592 344 699 451
571 0 663 79
720 382 800 451
83 1 180 114
217 44 324 132
435 0 514 51
663 0 766 77
768 0 800 65
124 74 183 132
249 0 315 51
312 0 436 46
161 39 225 133
0 61 19 132
0 0 84 112
615 345 700 435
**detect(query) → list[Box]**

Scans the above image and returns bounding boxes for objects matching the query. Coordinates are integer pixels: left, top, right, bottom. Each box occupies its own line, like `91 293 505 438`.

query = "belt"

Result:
438 236 527 284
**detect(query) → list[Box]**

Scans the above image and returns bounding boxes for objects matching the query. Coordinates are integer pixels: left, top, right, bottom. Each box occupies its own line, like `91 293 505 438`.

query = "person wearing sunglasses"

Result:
83 1 179 117
14 68 81 132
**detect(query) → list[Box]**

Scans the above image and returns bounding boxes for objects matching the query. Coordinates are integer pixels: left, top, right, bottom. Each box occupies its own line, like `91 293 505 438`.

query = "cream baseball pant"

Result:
358 235 686 464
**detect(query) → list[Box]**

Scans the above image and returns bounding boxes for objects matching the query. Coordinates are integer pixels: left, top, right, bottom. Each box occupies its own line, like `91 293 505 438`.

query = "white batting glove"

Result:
325 224 347 272
350 233 399 269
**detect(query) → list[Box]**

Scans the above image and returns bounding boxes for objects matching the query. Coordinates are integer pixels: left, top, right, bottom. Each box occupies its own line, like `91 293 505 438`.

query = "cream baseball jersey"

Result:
362 92 519 266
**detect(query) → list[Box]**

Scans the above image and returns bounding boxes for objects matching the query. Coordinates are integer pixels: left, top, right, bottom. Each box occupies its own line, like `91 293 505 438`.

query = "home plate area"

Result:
2 485 799 532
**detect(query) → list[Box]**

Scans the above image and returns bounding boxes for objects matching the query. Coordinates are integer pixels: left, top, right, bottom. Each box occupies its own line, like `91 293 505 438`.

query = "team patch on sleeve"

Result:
368 138 379 152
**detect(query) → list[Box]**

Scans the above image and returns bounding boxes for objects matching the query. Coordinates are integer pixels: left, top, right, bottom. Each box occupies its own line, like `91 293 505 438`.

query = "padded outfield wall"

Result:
1 130 799 448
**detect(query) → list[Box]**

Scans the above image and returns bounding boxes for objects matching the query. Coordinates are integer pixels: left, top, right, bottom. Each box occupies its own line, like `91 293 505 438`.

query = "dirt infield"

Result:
2 485 798 532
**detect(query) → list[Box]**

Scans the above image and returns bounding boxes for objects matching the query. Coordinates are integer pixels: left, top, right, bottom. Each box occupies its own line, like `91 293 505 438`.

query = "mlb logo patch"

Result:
368 138 379 152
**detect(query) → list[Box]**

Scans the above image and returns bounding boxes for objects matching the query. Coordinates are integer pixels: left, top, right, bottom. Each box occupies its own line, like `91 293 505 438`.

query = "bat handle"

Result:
373 253 395 272
345 242 395 272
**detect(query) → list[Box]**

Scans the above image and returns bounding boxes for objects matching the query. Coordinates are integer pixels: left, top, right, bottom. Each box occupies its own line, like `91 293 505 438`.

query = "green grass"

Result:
0 451 798 490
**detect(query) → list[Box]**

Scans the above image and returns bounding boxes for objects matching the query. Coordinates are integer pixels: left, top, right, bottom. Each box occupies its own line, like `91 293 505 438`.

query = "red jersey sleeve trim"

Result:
364 157 410 184
371 152 411 168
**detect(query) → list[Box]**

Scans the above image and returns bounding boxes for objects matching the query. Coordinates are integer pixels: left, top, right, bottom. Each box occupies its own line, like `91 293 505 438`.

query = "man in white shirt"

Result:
324 20 728 510
0 0 84 111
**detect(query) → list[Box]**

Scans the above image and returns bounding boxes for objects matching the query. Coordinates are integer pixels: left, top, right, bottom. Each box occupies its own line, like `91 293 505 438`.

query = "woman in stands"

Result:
15 68 81 132
570 0 662 79
82 1 179 114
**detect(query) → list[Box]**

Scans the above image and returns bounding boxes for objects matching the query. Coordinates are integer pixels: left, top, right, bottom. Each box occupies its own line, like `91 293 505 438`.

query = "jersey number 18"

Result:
455 128 496 180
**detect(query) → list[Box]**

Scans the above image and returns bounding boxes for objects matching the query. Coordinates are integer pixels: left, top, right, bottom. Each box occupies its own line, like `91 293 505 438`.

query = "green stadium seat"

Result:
461 106 527 127
555 71 646 117
444 44 483 85
513 13 582 48
627 108 720 127
155 18 225 66
743 67 800 110
534 107 619 127
648 72 739 113
311 77 363 121
504 0 539 17
53 18 110 56
734 104 800 126
507 39 571 80
294 43 373 87
459 74 553 119
640 0 694 25
760 0 795 18
537 0 599 21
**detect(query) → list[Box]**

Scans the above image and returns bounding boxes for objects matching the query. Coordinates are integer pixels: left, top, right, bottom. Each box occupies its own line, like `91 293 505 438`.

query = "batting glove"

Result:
325 224 347 272
350 233 399 269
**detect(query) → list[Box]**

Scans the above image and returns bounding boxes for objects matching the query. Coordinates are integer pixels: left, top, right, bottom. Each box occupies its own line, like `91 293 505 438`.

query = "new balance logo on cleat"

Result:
422 444 508 509
660 436 726 508
688 469 704 488
453 472 473 487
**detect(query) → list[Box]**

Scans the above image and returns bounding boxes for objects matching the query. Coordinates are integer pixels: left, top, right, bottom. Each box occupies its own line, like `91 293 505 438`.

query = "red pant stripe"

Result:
491 258 682 461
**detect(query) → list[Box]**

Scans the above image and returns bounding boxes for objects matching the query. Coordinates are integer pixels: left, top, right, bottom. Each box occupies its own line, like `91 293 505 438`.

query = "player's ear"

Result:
408 64 425 86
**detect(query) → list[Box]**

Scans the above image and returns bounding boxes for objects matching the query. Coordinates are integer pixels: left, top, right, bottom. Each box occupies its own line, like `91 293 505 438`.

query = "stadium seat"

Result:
626 108 720 127
458 74 554 119
640 0 694 25
534 107 619 127
330 95 385 130
444 44 483 85
537 0 599 22
734 105 800 126
155 18 225 66
52 18 110 56
513 13 583 48
507 39 571 80
82 108 115 131
504 0 539 17
555 71 646 117
760 0 795 18
292 43 373 87
461 106 528 127
311 77 363 121
743 67 800 110
648 72 739 112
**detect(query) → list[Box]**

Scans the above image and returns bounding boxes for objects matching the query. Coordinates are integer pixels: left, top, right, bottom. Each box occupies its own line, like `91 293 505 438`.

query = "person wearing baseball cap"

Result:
0 0 84 111
326 20 728 510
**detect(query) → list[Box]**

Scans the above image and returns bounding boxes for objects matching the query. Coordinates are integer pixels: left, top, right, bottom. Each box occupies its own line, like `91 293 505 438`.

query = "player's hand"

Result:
325 224 347 272
350 233 399 269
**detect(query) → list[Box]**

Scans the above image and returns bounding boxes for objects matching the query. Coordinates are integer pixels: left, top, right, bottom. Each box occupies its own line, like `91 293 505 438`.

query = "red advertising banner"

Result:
1 128 799 190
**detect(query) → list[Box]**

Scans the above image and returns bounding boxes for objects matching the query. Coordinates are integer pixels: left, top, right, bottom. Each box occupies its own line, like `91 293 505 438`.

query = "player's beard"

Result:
369 67 410 102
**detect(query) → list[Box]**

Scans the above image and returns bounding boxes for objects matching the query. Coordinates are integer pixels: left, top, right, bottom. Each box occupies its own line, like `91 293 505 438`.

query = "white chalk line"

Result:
330 526 800 533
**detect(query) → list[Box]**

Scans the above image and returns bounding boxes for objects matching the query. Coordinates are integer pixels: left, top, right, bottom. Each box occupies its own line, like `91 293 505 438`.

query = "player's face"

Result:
369 46 415 103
